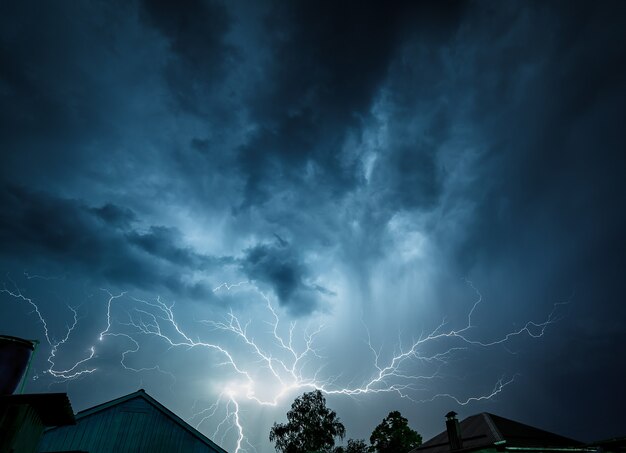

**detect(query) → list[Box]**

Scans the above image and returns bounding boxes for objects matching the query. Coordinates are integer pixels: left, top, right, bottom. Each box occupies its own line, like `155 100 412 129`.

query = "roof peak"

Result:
48 389 227 453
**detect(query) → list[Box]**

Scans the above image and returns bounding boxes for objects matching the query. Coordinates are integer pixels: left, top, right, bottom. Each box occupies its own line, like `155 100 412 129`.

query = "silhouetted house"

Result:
0 393 75 453
0 335 76 453
38 389 228 453
410 411 590 453
588 437 626 453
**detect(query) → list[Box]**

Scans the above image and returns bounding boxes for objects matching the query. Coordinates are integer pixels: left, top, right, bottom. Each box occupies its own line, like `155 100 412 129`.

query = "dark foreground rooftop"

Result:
411 412 585 453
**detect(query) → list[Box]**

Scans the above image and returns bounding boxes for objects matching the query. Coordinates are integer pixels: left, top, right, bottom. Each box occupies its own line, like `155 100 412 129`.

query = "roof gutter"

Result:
503 446 596 452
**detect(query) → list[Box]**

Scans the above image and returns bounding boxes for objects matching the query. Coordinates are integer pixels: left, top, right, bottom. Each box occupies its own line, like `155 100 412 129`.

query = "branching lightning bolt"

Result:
0 274 566 453
1 276 96 380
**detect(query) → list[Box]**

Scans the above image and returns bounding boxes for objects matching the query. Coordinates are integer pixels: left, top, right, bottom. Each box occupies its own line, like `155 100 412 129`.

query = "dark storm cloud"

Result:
127 225 230 270
241 238 329 314
401 1 626 438
1 0 625 448
425 0 626 275
0 2 102 143
91 204 137 229
0 186 220 299
190 138 212 155
236 1 467 207
139 0 234 115
368 138 444 214
0 0 171 196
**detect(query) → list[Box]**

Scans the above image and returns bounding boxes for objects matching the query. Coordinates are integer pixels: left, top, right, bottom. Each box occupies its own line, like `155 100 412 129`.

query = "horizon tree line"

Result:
269 389 422 453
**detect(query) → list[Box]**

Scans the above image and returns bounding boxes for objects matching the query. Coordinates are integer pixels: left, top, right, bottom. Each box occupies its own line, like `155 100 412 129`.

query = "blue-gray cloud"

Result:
1 0 625 448
0 186 220 299
240 237 330 315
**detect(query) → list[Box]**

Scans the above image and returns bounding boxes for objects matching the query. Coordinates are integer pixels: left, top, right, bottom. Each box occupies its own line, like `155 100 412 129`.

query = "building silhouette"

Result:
411 411 588 453
38 389 228 453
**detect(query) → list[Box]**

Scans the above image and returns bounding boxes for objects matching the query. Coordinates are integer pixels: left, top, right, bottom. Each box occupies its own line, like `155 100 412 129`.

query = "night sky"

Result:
1 1 625 452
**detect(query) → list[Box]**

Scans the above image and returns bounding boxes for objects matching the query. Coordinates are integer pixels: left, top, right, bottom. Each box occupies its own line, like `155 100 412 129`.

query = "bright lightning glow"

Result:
0 274 566 453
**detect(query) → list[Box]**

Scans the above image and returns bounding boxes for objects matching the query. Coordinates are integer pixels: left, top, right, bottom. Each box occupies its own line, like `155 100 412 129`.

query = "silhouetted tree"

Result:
270 390 346 453
370 410 422 453
334 439 372 453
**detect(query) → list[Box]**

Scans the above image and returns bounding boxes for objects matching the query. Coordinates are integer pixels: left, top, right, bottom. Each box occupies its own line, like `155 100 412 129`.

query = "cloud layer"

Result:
1 0 625 450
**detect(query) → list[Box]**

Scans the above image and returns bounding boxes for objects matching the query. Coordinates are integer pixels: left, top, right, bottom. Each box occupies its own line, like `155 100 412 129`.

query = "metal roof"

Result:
411 412 583 453
44 389 228 453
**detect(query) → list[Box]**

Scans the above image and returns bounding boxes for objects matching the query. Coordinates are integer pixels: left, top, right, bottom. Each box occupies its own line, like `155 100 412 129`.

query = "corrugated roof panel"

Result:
38 391 227 453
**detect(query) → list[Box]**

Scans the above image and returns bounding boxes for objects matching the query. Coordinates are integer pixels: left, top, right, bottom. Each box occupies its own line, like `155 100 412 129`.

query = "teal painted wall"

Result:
0 403 45 453
38 396 224 453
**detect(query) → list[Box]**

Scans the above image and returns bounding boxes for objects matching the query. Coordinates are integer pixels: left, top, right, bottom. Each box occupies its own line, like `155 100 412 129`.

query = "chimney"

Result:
445 411 463 451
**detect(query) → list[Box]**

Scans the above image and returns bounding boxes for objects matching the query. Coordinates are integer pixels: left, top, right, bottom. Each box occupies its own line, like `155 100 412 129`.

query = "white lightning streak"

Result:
1 278 96 380
0 276 565 453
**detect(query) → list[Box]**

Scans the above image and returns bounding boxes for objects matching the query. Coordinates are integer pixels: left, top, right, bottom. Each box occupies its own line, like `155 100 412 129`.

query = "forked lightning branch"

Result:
0 275 565 453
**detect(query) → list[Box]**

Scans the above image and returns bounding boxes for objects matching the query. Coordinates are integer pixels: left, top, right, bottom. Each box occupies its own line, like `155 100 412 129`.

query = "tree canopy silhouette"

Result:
370 410 422 453
269 390 346 453
334 438 371 453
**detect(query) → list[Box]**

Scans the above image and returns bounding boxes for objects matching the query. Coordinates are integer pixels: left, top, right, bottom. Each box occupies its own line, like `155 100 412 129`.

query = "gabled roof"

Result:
46 389 227 453
412 413 584 453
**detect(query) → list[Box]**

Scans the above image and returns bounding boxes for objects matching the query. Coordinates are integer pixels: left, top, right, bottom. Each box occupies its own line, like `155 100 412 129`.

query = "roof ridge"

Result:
46 389 228 453
74 389 145 417
481 412 583 445
136 391 228 453
481 412 503 442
